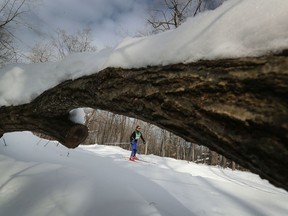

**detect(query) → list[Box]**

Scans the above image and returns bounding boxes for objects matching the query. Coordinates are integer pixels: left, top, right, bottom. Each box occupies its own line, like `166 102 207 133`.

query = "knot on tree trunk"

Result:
64 124 88 148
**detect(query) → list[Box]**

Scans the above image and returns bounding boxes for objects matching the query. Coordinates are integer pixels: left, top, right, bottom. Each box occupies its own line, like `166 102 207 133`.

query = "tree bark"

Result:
209 151 218 166
0 51 287 190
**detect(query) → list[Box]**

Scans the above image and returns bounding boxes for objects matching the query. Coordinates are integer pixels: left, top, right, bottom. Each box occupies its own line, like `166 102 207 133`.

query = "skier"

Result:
129 125 146 161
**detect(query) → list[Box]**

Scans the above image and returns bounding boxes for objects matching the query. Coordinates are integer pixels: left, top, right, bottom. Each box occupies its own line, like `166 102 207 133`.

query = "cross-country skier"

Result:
129 125 145 161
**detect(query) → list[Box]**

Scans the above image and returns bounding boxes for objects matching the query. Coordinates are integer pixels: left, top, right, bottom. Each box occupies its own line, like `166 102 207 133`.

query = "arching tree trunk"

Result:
0 51 287 190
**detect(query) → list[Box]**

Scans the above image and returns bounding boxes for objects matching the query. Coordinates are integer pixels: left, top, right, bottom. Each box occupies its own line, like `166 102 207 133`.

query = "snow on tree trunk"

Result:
0 51 287 190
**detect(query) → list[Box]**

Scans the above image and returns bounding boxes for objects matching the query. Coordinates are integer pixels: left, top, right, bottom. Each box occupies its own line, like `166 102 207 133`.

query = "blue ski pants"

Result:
131 140 138 156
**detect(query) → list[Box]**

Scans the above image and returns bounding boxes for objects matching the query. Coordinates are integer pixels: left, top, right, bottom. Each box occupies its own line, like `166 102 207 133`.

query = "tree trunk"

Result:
0 51 287 190
191 143 195 162
231 161 236 170
209 150 218 166
160 129 166 157
221 156 227 168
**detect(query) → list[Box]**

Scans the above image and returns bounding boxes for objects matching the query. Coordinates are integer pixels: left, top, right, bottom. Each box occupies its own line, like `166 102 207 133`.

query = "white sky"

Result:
1 0 287 107
16 0 223 50
0 131 287 216
17 0 161 49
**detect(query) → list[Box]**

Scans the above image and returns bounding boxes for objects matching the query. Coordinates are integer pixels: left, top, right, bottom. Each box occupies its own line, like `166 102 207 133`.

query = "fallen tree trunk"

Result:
0 51 287 190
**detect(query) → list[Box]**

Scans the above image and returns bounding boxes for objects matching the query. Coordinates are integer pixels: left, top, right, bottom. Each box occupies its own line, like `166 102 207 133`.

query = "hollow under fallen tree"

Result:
0 51 287 191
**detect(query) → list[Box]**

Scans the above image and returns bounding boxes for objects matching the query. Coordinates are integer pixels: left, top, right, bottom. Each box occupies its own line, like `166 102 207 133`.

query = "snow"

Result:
69 108 86 124
0 131 287 216
0 0 288 107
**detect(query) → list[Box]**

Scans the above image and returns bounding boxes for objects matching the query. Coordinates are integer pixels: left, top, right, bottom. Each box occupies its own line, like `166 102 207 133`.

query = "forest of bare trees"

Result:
81 109 245 170
28 28 97 62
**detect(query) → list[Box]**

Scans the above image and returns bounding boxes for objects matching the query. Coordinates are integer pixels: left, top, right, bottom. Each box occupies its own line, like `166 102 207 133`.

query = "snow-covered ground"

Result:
0 132 287 216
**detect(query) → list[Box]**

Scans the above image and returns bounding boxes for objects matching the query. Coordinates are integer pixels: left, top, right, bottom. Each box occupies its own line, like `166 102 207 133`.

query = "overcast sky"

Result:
11 0 224 54
16 0 162 51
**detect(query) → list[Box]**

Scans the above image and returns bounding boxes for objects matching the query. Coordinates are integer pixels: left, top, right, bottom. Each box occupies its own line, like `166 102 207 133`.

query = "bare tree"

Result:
52 28 97 59
27 42 55 63
147 0 226 34
148 0 194 33
0 0 28 65
28 27 97 63
0 29 14 65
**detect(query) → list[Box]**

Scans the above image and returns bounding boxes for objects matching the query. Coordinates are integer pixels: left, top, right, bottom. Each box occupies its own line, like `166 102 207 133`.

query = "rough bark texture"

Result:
0 51 287 190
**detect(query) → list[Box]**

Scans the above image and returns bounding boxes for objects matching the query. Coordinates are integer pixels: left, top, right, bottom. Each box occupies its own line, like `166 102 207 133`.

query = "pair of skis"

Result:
128 157 155 164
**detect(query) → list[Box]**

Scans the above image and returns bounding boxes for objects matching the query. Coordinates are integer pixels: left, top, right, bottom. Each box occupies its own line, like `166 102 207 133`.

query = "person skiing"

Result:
129 125 145 161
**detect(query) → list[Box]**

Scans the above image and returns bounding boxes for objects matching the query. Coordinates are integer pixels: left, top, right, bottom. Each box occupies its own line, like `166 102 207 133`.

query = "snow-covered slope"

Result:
0 132 287 216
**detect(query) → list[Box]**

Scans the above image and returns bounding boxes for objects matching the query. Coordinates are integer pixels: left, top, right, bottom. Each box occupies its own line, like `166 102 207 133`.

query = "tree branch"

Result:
0 51 287 190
